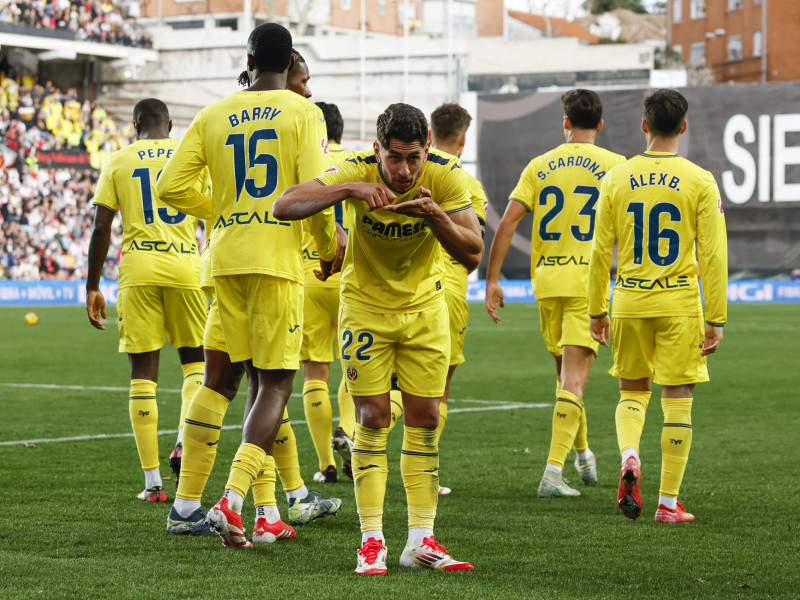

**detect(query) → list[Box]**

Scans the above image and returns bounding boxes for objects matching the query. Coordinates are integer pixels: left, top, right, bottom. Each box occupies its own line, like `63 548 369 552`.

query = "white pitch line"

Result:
0 383 530 405
0 402 550 446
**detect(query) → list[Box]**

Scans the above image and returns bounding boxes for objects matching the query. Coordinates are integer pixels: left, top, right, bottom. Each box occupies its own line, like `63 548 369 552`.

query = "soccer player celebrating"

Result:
275 103 481 575
86 98 207 503
485 89 625 497
156 23 339 548
429 102 488 496
588 88 727 523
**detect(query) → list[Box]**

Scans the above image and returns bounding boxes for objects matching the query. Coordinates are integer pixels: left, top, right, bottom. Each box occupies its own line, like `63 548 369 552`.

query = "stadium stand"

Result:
0 74 134 281
0 0 153 48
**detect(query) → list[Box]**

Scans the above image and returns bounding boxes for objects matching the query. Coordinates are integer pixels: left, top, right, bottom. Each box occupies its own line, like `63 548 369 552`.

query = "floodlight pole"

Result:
360 0 366 140
403 0 409 103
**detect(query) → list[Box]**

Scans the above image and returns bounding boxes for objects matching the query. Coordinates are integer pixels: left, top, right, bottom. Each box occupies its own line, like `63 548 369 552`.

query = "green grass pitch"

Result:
0 303 798 599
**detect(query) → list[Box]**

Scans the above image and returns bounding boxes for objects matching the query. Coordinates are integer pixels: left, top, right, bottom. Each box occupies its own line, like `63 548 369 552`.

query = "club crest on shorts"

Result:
346 366 358 381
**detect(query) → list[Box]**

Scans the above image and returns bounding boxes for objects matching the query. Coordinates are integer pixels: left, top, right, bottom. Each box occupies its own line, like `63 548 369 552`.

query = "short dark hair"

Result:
561 89 603 130
644 88 688 136
316 101 343 143
133 98 169 127
247 23 293 74
239 45 304 87
291 48 306 65
430 103 471 146
376 103 428 148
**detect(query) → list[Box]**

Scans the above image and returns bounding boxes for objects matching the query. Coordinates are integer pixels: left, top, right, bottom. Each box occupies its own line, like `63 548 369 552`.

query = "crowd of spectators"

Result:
0 74 133 280
0 0 153 48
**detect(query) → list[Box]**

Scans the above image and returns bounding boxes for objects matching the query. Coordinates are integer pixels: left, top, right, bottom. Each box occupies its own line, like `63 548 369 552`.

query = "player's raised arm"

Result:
156 114 213 220
274 179 395 219
484 199 529 323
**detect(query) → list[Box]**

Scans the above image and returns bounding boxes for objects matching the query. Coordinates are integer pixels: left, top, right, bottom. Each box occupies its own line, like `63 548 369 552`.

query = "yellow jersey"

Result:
588 151 728 324
301 142 351 289
443 171 488 298
92 138 205 290
509 142 626 299
316 147 471 313
156 90 337 284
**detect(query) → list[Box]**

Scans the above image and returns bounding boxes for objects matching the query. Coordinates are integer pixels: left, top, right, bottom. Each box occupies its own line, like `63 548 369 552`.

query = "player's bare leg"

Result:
539 345 595 497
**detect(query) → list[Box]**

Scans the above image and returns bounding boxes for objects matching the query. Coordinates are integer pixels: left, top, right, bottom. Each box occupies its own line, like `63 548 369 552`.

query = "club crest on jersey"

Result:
346 367 358 381
324 165 339 174
717 198 724 215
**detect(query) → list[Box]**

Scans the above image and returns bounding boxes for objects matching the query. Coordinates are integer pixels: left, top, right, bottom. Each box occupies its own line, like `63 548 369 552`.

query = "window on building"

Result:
727 34 743 61
673 0 682 24
690 41 706 66
215 18 237 30
690 0 706 19
379 0 386 16
342 0 351 10
168 20 204 30
727 0 743 10
753 30 762 57
672 44 683 59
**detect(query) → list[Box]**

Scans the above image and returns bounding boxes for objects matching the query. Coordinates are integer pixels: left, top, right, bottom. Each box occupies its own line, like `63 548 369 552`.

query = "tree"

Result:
584 0 648 14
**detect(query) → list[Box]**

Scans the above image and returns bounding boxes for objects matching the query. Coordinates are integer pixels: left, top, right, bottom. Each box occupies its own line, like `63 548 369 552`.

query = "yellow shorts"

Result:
445 288 469 366
338 301 450 398
117 285 206 354
538 296 599 356
300 285 339 364
610 315 709 386
214 274 303 370
203 293 227 353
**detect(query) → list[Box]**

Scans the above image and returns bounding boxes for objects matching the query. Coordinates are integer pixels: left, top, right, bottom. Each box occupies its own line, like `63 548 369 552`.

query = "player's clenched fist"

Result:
351 182 396 211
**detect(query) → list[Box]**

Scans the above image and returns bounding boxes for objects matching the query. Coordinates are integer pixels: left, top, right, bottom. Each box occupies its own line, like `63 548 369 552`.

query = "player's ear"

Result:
373 140 381 161
246 54 255 72
563 116 572 131
424 131 431 152
168 119 173 134
459 132 466 148
680 120 687 134
641 118 648 134
596 119 604 134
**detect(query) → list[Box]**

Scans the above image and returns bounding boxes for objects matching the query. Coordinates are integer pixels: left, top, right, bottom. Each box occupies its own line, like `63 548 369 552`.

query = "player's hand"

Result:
485 279 505 324
382 186 436 219
86 289 107 330
590 315 610 347
351 182 395 211
701 323 723 356
314 223 348 281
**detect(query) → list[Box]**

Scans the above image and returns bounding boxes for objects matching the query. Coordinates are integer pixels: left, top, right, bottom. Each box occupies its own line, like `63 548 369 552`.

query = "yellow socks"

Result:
401 426 439 530
389 389 404 433
129 379 159 472
353 424 390 532
272 408 304 494
660 397 693 498
337 380 357 439
546 390 584 469
615 391 652 456
176 385 229 501
303 380 336 470
251 455 278 508
574 404 588 452
179 362 204 436
226 442 266 499
434 401 447 444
